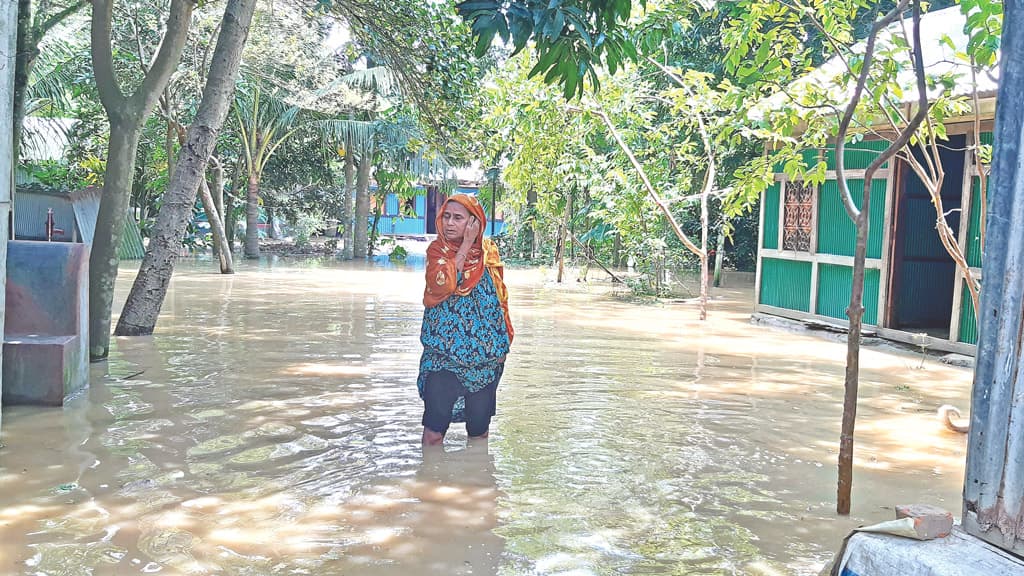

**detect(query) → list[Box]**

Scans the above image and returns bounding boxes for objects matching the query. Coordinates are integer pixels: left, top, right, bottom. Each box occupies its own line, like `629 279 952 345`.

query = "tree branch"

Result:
778 0 909 134
90 0 127 114
132 0 193 112
570 105 704 257
836 0 912 221
36 0 87 38
863 0 929 185
129 9 151 76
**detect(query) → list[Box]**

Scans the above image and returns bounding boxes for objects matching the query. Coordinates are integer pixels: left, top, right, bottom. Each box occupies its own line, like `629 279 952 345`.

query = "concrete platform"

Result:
832 527 1024 576
2 240 89 406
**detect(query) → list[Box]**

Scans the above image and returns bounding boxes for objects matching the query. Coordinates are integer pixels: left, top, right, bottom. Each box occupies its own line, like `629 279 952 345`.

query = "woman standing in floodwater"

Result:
417 194 514 445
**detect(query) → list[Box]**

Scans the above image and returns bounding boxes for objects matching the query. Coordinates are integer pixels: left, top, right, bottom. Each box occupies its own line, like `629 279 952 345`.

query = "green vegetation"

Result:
13 0 1001 330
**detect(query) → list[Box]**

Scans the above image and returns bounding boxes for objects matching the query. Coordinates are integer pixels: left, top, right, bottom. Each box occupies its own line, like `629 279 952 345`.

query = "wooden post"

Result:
962 2 1024 555
0 0 17 421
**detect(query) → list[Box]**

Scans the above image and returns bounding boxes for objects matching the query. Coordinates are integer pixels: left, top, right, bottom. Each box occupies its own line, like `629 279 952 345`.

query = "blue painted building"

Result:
372 185 507 237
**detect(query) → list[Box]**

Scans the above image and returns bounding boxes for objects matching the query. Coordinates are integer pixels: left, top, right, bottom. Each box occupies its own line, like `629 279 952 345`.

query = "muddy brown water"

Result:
0 258 972 575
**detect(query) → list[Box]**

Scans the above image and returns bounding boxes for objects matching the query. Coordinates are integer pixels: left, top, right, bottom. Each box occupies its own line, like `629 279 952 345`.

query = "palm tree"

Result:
233 79 304 259
234 66 396 259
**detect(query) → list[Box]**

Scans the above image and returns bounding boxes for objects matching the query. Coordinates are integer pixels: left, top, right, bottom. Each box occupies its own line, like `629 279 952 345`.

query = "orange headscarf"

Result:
423 194 514 344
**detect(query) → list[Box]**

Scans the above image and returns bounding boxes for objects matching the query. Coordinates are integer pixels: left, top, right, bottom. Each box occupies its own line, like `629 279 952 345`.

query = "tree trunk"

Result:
224 159 241 249
369 199 382 254
210 159 224 263
713 228 725 288
88 0 193 359
213 162 225 237
612 232 622 268
89 118 142 358
267 206 279 239
12 0 33 164
244 168 260 258
837 202 871 515
224 192 236 248
554 225 564 281
353 154 371 258
556 191 573 283
341 146 355 259
527 187 538 259
199 176 234 274
165 95 176 177
699 185 710 321
114 0 253 336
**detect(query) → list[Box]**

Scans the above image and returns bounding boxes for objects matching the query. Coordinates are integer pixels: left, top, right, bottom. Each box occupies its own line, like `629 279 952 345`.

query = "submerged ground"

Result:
0 257 972 575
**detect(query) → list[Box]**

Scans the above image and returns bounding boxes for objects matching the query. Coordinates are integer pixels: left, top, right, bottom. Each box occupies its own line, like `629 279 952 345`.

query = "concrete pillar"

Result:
0 0 19 426
962 1 1024 556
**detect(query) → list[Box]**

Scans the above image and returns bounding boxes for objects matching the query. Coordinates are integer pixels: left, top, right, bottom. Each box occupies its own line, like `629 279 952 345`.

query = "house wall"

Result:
756 130 990 353
950 131 992 345
755 141 893 330
372 191 508 237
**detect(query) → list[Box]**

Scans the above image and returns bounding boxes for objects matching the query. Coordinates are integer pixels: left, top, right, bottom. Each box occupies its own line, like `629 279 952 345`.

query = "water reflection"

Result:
0 259 972 575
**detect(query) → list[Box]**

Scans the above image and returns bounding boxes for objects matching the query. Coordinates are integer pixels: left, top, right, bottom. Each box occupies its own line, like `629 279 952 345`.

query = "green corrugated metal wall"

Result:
966 177 983 267
117 218 146 260
958 132 991 342
816 264 881 325
824 140 892 170
959 280 979 344
763 182 780 250
760 258 812 312
965 132 992 269
817 179 887 259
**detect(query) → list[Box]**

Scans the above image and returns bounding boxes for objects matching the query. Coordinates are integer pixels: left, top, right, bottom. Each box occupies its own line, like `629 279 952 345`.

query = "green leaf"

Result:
509 15 534 55
754 41 770 67
563 64 579 99
528 42 564 78
544 10 566 38
496 13 510 43
455 0 499 15
474 21 499 57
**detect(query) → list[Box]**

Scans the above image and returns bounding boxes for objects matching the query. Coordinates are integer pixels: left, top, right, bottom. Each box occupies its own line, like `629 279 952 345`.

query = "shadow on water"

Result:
0 259 972 575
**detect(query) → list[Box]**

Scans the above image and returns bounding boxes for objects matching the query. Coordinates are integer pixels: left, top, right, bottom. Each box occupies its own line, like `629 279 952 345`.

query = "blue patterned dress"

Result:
417 272 511 422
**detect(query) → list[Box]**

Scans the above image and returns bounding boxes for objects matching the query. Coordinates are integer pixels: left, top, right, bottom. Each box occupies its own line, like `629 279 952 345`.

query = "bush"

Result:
291 211 325 248
389 244 408 262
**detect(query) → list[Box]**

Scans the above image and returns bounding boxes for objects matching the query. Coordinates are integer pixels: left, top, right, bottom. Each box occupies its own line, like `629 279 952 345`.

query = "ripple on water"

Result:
0 262 975 576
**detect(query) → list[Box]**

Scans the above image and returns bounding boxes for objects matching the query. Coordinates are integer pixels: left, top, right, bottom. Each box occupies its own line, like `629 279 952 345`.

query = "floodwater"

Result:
0 257 973 575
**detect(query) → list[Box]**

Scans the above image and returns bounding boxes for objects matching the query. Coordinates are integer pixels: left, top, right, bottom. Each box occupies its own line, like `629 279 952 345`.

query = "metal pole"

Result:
962 1 1024 555
0 0 18 423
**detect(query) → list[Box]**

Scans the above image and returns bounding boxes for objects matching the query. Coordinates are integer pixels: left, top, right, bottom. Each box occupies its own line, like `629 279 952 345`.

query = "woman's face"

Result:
442 202 472 243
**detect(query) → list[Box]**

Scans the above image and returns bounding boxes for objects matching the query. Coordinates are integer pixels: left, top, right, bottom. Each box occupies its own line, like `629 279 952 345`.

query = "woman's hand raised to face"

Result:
462 216 481 247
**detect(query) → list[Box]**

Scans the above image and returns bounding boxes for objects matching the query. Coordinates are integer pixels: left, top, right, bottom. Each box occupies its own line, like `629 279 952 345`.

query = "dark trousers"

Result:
421 367 502 436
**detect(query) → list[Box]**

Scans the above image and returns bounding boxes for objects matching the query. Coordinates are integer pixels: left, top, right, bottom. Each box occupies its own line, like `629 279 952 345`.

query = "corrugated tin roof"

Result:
118 215 146 260
71 187 100 245
752 6 1000 121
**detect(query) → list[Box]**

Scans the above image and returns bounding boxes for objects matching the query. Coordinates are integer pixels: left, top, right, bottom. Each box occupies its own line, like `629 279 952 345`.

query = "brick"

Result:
895 504 954 540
